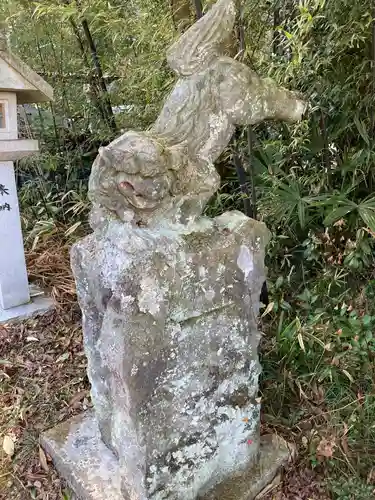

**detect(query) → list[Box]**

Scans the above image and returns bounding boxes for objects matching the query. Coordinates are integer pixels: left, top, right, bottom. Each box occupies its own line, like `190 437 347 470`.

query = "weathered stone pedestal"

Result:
41 412 292 500
42 212 293 500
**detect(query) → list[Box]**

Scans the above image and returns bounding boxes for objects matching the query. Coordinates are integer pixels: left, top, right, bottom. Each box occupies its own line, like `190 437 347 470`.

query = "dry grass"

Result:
0 234 88 500
26 236 78 310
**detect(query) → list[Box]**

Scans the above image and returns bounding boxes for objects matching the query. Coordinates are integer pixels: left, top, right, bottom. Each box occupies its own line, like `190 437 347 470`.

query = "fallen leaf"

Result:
261 301 274 317
56 352 70 363
334 218 346 227
26 473 45 481
342 369 354 383
69 390 88 408
296 380 308 400
316 437 336 459
0 359 12 366
39 447 49 472
3 435 15 457
0 325 8 341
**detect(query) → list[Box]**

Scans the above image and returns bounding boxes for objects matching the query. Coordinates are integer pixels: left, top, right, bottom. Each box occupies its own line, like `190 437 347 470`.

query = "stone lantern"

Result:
0 28 54 321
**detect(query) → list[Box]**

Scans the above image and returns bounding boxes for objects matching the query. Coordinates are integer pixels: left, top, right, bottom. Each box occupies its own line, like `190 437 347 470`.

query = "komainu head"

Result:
89 131 219 227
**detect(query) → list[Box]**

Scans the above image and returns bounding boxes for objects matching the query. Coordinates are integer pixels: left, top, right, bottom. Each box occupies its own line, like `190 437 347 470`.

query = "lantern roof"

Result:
0 43 53 104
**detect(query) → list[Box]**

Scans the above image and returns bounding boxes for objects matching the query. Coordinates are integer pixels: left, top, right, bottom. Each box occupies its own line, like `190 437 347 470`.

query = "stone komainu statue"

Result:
48 2 307 500
89 0 305 228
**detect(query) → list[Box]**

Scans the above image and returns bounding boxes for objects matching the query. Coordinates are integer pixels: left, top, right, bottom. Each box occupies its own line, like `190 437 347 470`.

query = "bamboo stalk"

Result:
34 32 61 152
273 0 282 56
80 17 117 134
193 0 203 18
236 0 256 219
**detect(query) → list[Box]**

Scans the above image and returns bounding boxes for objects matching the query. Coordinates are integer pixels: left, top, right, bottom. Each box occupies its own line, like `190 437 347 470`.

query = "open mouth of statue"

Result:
120 181 135 191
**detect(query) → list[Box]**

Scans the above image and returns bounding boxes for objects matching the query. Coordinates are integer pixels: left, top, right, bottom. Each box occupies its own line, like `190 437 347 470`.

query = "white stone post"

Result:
0 160 30 309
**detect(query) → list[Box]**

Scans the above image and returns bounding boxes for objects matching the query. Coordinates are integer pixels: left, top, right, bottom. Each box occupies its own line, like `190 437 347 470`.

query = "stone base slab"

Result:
200 435 293 500
41 412 293 500
0 285 54 324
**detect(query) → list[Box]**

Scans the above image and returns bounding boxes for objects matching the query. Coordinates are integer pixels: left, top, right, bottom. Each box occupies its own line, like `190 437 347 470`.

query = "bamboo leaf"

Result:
354 115 369 145
359 208 375 233
324 204 357 227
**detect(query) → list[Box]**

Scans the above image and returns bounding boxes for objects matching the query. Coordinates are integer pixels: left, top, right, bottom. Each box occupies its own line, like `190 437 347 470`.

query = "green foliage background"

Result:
2 0 375 496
